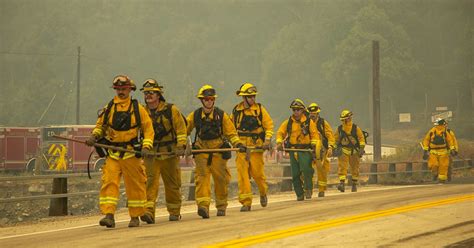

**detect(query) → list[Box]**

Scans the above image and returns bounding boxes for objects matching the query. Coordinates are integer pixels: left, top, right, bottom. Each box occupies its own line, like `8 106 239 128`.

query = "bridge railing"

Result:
0 159 471 216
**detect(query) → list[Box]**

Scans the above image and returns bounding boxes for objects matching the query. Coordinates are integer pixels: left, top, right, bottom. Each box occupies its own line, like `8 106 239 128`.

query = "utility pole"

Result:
372 41 381 161
76 46 81 125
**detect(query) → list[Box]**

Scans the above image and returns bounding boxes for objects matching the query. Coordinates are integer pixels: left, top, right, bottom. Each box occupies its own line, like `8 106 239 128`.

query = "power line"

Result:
0 51 76 56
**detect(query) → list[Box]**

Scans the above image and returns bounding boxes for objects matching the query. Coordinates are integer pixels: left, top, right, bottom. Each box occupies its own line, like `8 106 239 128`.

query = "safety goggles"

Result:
308 106 320 112
202 88 216 97
243 87 257 94
113 76 130 85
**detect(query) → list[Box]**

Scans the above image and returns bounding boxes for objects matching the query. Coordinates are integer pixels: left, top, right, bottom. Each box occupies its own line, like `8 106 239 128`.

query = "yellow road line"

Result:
204 194 474 248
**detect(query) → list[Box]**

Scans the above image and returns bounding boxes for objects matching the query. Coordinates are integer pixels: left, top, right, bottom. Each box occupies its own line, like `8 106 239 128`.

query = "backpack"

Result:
337 124 369 149
193 107 224 141
150 103 187 144
316 117 328 149
285 112 311 146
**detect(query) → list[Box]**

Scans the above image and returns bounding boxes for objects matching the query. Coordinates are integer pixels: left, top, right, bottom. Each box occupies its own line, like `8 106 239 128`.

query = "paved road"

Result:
0 183 473 248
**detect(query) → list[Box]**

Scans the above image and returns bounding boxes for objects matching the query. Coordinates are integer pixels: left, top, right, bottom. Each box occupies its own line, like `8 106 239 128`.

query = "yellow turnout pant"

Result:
144 156 182 217
428 153 450 181
99 156 147 217
194 153 231 211
235 151 268 206
313 150 330 192
338 153 360 182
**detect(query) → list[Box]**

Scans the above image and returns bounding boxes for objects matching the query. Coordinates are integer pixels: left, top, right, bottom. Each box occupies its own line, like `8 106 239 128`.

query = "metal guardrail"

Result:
0 159 471 215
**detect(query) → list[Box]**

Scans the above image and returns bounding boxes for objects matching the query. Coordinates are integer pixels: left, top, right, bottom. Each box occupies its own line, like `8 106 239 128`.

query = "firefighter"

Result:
334 110 365 193
422 118 456 183
186 85 246 218
307 103 335 197
276 99 321 201
139 79 187 224
85 75 154 228
231 83 274 212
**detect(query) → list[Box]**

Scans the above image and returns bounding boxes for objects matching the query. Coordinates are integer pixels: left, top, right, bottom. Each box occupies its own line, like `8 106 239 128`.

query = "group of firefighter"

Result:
85 75 459 228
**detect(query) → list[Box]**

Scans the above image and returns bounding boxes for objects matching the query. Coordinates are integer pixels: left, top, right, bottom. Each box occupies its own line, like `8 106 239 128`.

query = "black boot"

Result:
128 217 140 227
240 205 251 212
318 192 325 197
217 209 226 216
337 181 345 192
260 195 268 207
99 214 115 228
140 212 155 224
305 190 312 199
351 184 358 192
197 207 210 219
169 214 181 221
351 180 358 192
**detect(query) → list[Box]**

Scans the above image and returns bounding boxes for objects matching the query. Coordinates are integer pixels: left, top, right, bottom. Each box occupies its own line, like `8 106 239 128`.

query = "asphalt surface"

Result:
0 181 473 248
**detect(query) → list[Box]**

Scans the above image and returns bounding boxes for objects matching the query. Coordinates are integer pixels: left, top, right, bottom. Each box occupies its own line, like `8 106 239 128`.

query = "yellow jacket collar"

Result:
342 120 353 128
113 95 131 104
235 102 258 111
291 114 308 123
201 108 215 119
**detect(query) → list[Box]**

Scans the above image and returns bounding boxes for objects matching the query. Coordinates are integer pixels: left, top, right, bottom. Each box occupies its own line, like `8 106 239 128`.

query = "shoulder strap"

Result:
257 103 263 123
193 108 202 143
351 124 360 147
102 99 115 127
317 118 325 136
337 125 343 142
132 99 141 127
214 107 225 135
232 105 240 128
286 116 293 137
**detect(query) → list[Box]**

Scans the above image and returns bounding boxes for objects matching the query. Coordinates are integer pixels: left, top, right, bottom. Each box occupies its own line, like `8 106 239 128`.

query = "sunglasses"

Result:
292 108 304 112
143 91 156 95
203 97 215 102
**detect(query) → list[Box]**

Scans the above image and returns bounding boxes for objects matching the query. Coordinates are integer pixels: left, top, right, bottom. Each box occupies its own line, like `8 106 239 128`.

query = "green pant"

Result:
289 152 314 197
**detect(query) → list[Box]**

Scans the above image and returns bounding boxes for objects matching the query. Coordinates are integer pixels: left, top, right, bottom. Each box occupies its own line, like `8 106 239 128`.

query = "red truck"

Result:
0 127 41 171
40 125 104 172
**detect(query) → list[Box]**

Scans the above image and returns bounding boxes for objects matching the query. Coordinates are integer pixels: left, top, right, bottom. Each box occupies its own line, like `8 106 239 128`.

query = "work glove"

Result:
236 143 247 153
141 147 153 159
326 147 333 158
176 145 186 156
359 149 366 156
85 135 96 147
450 149 458 156
422 151 429 160
262 139 271 150
276 143 283 152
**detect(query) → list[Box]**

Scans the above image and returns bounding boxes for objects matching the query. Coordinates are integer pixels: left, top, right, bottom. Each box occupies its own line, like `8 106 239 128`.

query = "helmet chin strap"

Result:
243 96 251 108
201 99 214 111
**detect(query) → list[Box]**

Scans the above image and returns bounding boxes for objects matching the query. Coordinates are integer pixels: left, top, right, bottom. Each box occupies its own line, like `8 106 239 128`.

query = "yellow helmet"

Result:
140 79 163 93
340 110 353 120
307 103 321 113
112 75 136 91
197 84 218 98
236 83 258 96
290 99 306 109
